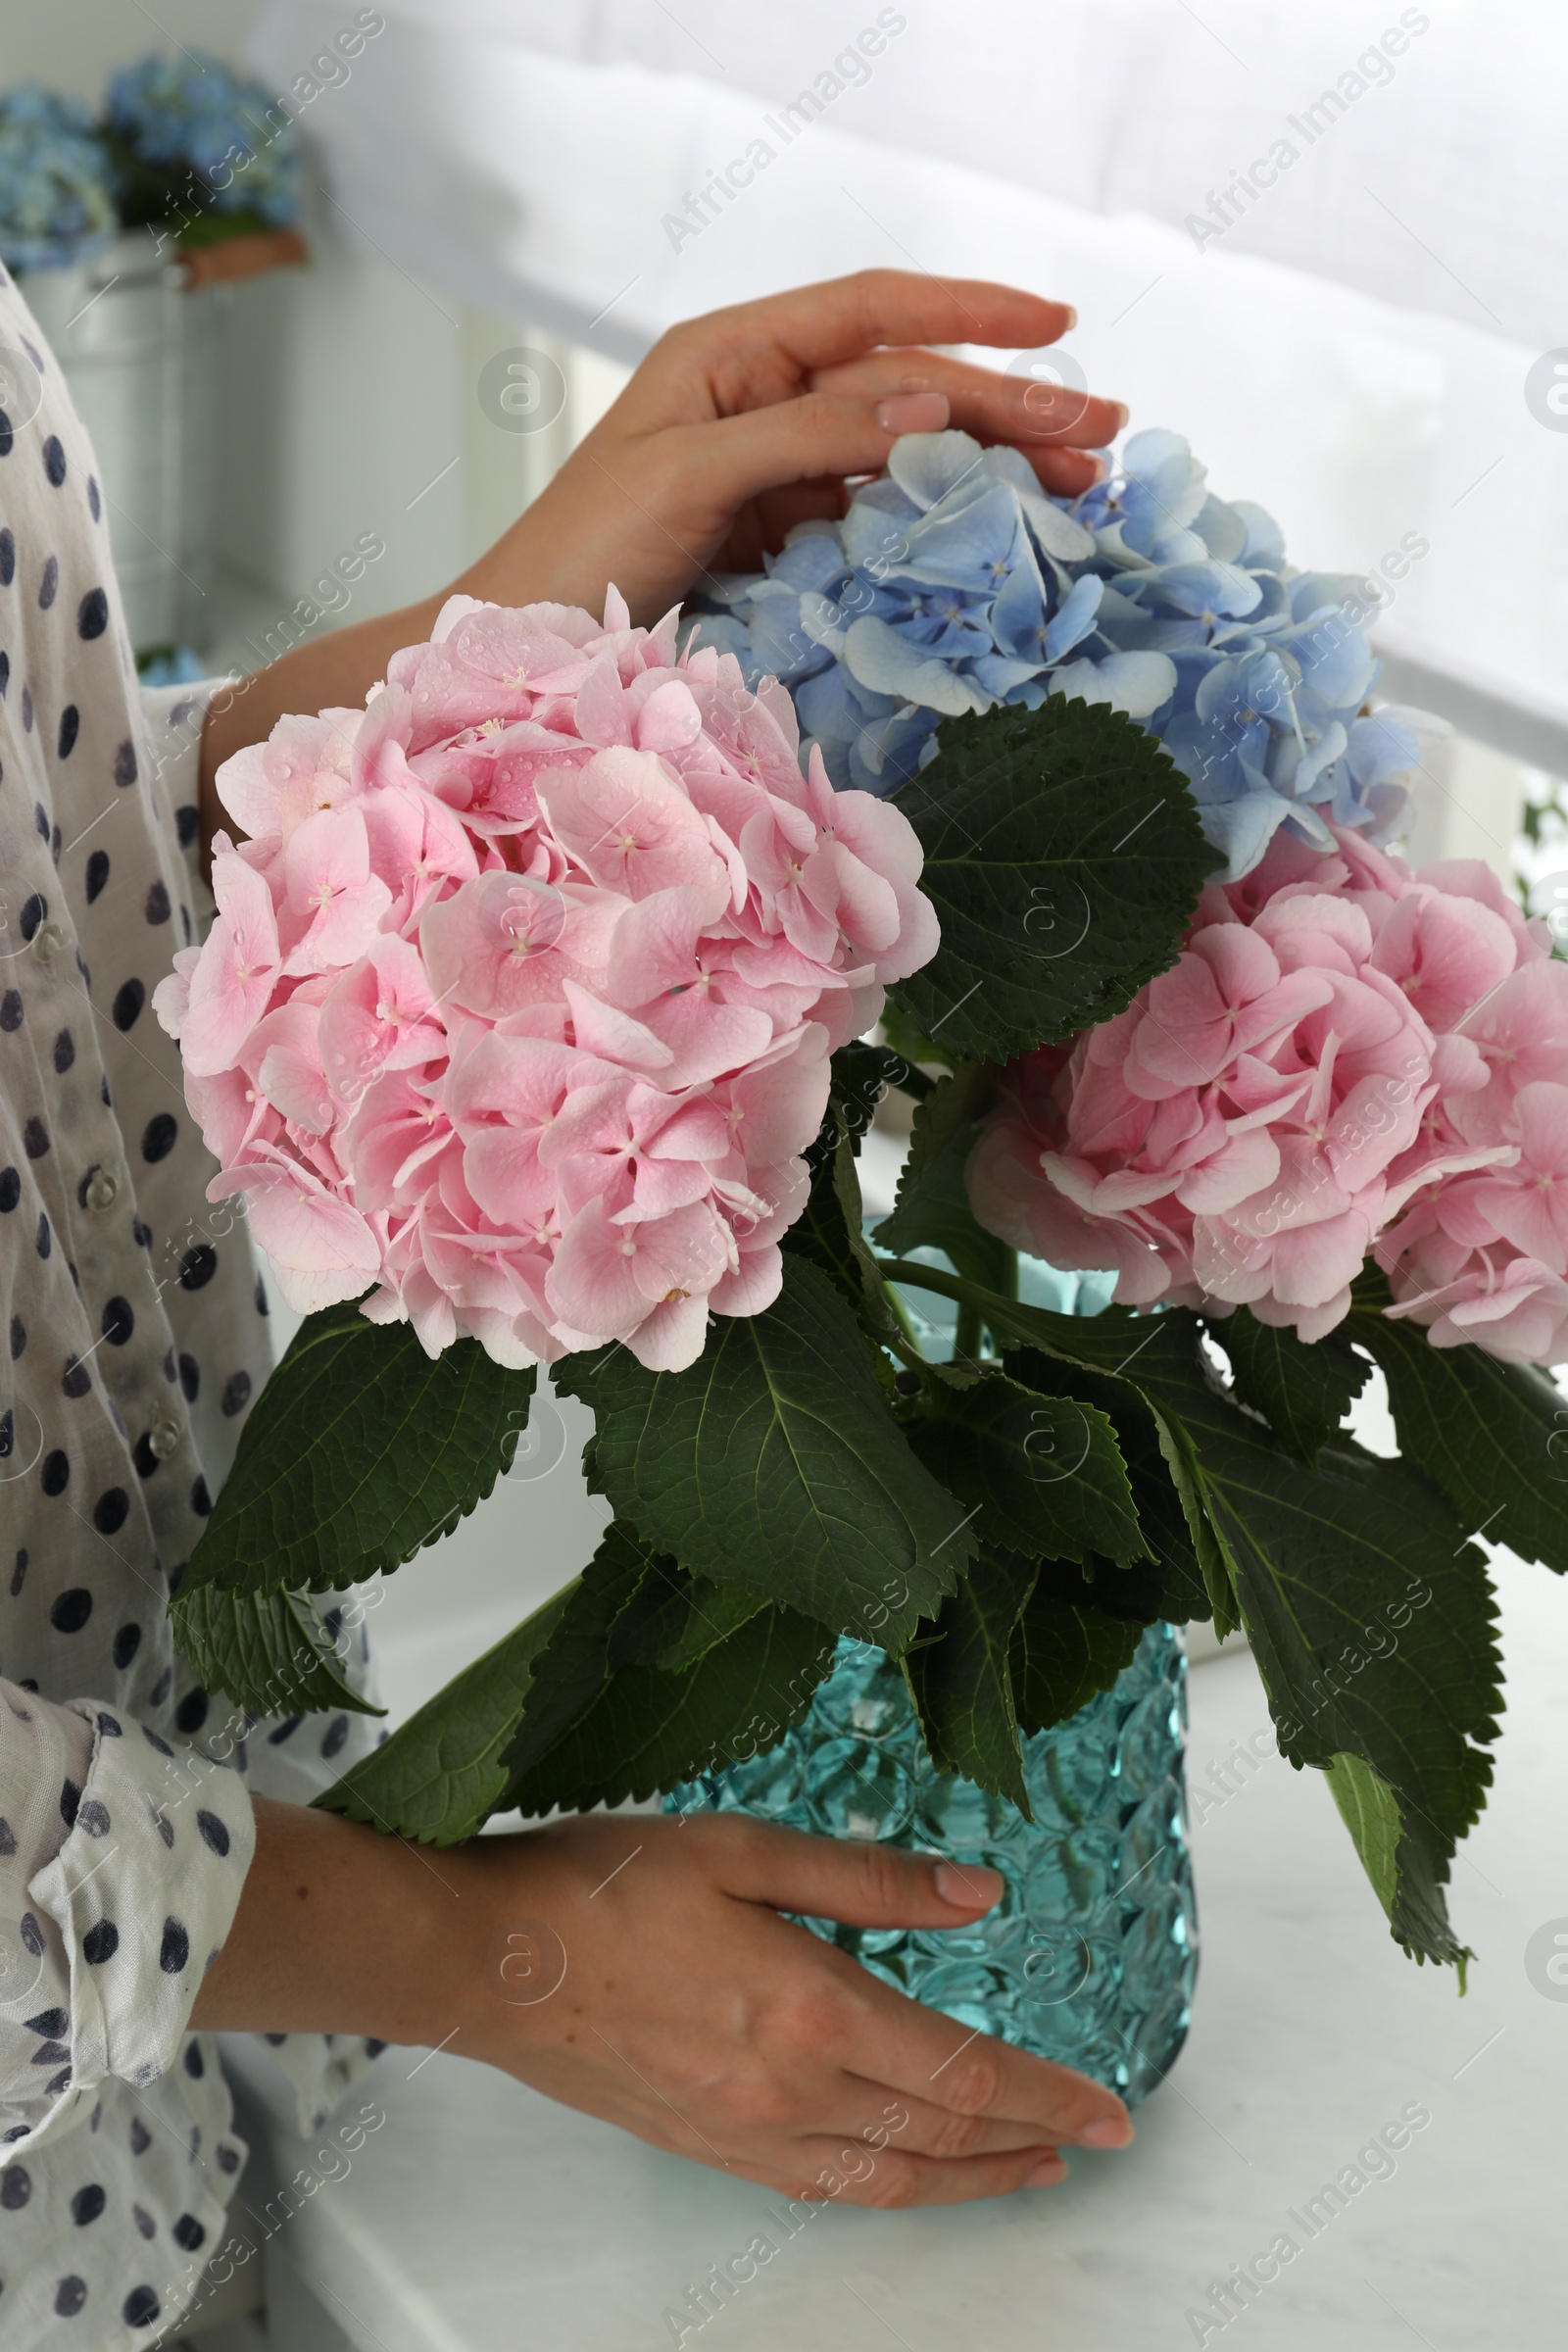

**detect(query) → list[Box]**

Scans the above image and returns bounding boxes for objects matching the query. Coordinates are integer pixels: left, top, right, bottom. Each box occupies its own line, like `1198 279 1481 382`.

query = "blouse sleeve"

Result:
0 1677 254 2153
138 674 231 910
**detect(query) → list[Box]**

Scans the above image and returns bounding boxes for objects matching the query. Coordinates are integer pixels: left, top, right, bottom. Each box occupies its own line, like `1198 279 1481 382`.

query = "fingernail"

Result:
934 1861 1004 1910
1077 2118 1134 2150
1024 2154 1068 2187
1112 400 1131 429
874 390 950 435
1060 304 1079 329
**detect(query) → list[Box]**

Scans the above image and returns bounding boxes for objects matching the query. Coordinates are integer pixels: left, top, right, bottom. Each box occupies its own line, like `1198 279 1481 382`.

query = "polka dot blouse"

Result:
0 269 383 2347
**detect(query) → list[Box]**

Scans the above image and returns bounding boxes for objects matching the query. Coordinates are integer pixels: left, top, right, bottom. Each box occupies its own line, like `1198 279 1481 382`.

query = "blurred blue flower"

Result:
106 51 301 232
689 425 1419 879
0 83 117 271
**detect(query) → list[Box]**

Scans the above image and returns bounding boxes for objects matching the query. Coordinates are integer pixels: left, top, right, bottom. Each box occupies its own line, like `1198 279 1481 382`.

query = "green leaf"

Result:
175 1299 539 1602
1010 1570 1146 1738
506 1603 837 1815
1129 1353 1501 1970
819 1040 934 1156
1351 1282 1568 1574
877 1265 1501 1965
871 1065 1015 1295
880 1003 960 1073
785 1111 906 1354
316 1583 577 1843
172 1585 382 1721
886 696 1213 1061
497 1522 779 1786
1218 1307 1370 1464
501 1524 681 1788
654 1578 770 1672
1004 1348 1210 1623
1326 1751 1471 1979
981 1285 1494 1967
1031 1553 1164 1627
1020 1311 1239 1630
1136 1361 1500 1969
904 1363 1146 1565
892 1266 1242 1630
555 1259 975 1649
1326 1750 1399 1914
906 1546 1037 1813
1147 1396 1241 1640
331 1525 774 1838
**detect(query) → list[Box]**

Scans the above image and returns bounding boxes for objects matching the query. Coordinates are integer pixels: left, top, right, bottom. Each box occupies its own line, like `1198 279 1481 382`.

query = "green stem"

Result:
887 1331 938 1383
873 1285 952 1400
882 1256 1015 1331
881 1255 1034 1368
879 1276 927 1357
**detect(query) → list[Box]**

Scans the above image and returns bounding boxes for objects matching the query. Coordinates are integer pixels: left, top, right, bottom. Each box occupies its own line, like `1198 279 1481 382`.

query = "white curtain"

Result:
302 0 1565 351
247 0 1568 770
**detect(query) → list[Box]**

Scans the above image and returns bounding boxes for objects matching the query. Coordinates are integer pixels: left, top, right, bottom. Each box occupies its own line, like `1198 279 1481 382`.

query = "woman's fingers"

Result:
713 1817 1006 1928
1027 446 1108 494
534 2043 1059 2172
704 1823 1130 2149
657 392 956 519
666 268 1076 379
603 2066 1060 2169
651 366 1115 543
839 1986 1133 2151
558 268 1118 602
807 344 1126 451
739 2135 1070 2208
839 2085 1063 2163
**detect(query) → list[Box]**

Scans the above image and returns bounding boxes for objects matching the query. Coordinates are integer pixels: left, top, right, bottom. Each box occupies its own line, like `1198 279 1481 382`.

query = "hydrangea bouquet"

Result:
162 432 1568 1983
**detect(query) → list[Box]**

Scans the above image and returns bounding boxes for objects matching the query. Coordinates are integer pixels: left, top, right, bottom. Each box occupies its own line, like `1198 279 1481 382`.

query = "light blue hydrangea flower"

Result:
0 84 117 271
106 52 302 231
690 426 1418 880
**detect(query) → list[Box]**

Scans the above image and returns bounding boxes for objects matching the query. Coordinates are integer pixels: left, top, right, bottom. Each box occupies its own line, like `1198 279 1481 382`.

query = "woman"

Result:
0 262 1133 2347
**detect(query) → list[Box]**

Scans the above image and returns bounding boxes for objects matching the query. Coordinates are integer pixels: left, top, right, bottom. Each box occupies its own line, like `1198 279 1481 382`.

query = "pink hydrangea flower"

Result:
967 824 1568 1362
155 591 939 1371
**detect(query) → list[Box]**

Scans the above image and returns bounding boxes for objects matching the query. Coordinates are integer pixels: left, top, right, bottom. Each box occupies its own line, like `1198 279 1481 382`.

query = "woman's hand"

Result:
451 1812 1133 2206
495 268 1125 623
197 1800 1133 2207
199 269 1122 854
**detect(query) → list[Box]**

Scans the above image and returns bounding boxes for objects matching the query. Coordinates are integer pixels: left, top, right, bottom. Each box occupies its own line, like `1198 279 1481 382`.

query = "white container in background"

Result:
20 231 228 653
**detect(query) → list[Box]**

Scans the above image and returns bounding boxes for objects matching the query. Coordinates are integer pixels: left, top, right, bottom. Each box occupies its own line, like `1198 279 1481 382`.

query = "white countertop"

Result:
220 1536 1565 2352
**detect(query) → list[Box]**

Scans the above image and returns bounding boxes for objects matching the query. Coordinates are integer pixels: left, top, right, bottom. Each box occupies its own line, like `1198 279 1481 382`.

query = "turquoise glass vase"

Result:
668 1247 1198 2100
665 1622 1195 2105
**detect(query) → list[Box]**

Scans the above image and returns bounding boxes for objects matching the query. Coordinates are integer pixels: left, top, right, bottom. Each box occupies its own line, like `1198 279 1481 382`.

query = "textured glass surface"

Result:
666 1622 1197 2106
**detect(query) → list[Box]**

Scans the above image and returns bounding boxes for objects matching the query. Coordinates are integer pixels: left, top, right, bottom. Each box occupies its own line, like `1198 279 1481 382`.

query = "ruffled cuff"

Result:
0 1684 92 2147
16 1690 255 2151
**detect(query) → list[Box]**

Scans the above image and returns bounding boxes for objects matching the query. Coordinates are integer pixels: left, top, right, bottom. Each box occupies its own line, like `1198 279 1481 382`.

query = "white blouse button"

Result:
31 920 67 964
84 1170 120 1213
147 1419 182 1460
